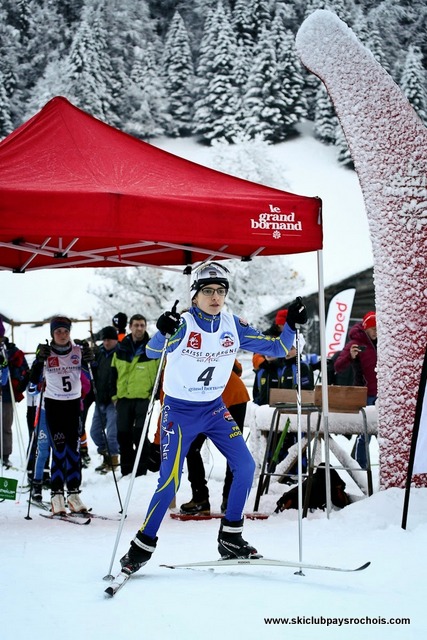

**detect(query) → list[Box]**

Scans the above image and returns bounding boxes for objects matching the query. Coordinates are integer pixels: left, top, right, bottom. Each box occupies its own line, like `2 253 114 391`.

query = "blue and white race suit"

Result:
138 306 296 538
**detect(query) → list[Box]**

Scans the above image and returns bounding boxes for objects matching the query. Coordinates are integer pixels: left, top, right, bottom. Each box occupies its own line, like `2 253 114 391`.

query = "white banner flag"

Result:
402 346 427 528
325 288 356 358
413 355 427 474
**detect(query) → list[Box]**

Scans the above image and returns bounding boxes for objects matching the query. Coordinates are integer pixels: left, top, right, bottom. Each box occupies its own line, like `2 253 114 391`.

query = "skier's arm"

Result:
238 320 296 357
237 297 307 357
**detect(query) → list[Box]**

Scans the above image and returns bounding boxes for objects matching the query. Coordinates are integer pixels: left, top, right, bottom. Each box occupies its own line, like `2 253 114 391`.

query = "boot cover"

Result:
120 532 157 574
217 518 262 559
67 490 88 513
51 491 66 515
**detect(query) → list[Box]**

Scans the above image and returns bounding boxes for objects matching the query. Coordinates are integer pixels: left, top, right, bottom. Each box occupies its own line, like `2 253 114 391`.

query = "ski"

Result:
104 569 132 597
69 511 121 521
161 558 371 573
30 499 119 521
171 512 269 521
40 513 91 525
28 499 51 511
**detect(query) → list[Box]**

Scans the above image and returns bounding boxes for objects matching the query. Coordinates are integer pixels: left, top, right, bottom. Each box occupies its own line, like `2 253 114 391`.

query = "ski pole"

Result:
0 341 6 478
6 364 25 467
104 301 178 580
294 316 304 575
24 364 46 520
86 360 123 512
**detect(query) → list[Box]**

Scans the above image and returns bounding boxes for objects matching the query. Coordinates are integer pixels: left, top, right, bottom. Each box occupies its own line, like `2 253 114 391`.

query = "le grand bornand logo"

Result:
251 204 303 239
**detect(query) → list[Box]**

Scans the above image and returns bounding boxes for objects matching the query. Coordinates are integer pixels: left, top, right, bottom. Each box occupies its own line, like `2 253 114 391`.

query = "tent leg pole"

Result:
317 249 332 517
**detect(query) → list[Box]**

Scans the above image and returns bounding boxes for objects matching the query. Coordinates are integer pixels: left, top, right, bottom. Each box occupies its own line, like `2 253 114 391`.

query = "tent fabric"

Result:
0 97 322 272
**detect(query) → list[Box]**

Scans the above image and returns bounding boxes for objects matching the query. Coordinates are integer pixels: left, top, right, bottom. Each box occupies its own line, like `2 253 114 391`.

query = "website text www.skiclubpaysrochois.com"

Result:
263 615 411 627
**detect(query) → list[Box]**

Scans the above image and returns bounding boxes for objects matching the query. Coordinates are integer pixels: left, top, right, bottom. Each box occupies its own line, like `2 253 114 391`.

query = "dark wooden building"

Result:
267 267 375 353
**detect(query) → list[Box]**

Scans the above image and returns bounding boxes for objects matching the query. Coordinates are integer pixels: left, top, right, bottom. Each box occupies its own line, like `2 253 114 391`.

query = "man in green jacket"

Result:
111 314 159 476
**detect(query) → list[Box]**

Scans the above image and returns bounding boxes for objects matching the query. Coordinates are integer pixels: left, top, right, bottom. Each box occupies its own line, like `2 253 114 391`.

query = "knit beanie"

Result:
362 311 376 330
50 316 72 337
101 325 118 340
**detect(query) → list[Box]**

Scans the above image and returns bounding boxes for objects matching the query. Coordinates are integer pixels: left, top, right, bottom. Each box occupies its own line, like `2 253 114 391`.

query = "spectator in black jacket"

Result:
0 319 29 468
90 326 120 474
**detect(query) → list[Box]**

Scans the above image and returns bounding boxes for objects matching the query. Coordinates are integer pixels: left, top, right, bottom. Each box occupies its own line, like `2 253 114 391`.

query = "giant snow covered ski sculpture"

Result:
296 10 427 489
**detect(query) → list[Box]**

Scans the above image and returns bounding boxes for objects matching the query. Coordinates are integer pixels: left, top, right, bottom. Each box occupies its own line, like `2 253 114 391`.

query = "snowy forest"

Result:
0 0 426 164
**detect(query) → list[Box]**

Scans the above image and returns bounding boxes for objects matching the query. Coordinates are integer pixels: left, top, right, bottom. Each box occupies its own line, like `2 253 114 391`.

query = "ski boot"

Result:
32 481 43 503
95 451 109 473
120 531 157 575
67 489 88 513
218 518 262 559
51 490 66 515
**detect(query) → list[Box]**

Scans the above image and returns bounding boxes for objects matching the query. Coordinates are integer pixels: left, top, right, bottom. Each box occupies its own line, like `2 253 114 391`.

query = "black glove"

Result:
36 343 51 362
81 343 95 363
286 297 307 330
156 311 180 336
156 301 180 336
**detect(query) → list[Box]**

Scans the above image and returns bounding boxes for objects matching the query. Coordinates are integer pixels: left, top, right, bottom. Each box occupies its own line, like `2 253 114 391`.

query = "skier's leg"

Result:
120 398 202 572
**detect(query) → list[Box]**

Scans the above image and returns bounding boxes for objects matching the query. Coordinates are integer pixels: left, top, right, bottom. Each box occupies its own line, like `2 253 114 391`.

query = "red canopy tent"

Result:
0 98 337 513
0 97 322 272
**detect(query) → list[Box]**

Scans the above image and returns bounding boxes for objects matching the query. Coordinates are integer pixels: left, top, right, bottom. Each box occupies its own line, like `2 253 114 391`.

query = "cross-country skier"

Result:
29 316 94 514
120 262 307 573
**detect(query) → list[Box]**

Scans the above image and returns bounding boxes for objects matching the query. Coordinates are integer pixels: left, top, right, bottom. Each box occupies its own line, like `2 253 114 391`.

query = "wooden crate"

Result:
269 388 315 406
314 385 367 413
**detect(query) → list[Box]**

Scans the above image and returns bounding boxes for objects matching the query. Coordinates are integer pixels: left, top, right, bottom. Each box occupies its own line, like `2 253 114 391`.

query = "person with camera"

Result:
334 310 378 468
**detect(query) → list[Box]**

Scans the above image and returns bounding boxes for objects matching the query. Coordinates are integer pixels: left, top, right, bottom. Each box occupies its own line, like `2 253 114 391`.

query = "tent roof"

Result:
0 97 322 272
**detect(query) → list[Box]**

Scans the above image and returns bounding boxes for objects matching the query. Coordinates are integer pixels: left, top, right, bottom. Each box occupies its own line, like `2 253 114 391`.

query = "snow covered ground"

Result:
1 399 426 640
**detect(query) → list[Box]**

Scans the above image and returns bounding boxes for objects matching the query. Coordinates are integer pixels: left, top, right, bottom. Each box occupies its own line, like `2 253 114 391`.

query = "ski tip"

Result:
357 561 371 571
160 563 176 569
104 587 114 598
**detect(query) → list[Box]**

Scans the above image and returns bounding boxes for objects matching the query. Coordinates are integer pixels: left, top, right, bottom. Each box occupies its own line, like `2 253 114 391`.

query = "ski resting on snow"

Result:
161 558 371 572
39 513 91 525
29 500 120 520
104 558 371 597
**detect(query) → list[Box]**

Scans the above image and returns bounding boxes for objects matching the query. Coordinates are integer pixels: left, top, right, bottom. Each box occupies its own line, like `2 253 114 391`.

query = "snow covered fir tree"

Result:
0 0 426 150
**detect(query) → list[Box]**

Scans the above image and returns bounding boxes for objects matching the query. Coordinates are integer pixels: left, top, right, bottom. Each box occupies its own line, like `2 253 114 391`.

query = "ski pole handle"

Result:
171 299 179 315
